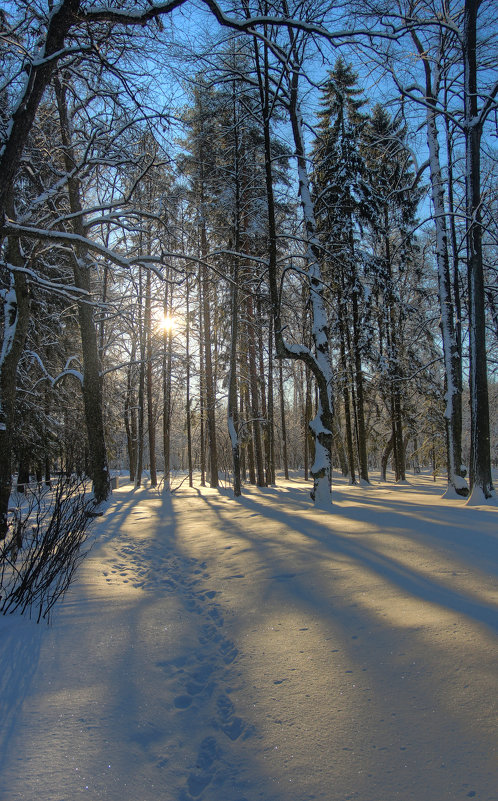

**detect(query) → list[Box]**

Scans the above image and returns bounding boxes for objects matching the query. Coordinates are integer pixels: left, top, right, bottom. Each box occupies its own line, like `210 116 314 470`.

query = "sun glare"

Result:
160 314 176 333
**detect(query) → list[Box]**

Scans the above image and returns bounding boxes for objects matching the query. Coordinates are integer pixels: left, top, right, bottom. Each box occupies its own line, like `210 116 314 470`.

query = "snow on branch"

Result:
1 222 167 279
1 260 89 301
24 351 84 388
81 0 188 26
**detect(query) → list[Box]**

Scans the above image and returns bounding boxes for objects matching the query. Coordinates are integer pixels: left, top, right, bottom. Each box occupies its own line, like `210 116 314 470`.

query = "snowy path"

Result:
1 474 497 801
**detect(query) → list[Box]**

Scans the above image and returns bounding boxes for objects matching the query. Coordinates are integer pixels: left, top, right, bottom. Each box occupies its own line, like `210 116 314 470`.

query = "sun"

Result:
159 314 176 333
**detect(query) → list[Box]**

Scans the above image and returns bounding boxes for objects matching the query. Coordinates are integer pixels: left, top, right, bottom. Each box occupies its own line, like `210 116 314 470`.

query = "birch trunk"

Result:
411 32 469 497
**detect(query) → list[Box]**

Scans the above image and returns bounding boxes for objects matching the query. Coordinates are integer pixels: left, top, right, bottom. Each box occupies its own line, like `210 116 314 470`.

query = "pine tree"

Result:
312 57 375 484
362 104 420 482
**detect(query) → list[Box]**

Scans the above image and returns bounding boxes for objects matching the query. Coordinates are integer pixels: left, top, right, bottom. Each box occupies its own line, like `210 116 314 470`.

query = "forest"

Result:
0 0 497 533
1 4 498 799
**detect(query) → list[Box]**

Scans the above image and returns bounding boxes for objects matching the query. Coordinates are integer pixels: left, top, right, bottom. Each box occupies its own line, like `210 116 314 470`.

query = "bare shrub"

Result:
0 476 97 622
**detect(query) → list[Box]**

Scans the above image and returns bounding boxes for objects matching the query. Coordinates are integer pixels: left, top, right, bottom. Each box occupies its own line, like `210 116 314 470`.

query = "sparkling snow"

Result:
1 472 497 801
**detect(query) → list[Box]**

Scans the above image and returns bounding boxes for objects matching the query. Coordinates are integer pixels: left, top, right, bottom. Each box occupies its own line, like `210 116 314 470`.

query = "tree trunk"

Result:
135 264 146 487
186 277 193 488
199 173 219 488
411 31 469 498
145 269 157 487
257 296 272 485
254 30 334 505
198 287 206 487
162 277 173 489
0 0 82 220
246 293 266 487
267 316 276 484
332 414 349 477
0 228 30 537
381 435 394 482
124 359 137 483
278 359 289 480
55 78 110 503
228 256 241 496
339 305 356 484
463 0 494 500
350 262 369 483
17 449 30 494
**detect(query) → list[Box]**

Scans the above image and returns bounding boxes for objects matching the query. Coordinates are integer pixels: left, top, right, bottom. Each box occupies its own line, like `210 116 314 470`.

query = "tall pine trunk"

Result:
463 0 494 500
145 269 157 487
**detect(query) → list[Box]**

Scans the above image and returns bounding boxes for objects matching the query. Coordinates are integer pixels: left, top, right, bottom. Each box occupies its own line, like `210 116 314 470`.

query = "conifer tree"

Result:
362 104 420 482
312 58 375 484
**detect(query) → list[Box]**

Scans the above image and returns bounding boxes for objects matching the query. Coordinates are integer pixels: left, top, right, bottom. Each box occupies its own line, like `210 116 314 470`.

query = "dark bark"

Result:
247 293 265 487
17 450 30 494
0 0 81 222
199 300 206 488
227 81 242 497
463 0 494 498
253 21 334 504
197 135 219 488
337 281 356 483
135 267 145 487
162 276 173 488
228 270 241 496
257 296 272 485
124 358 137 483
350 262 369 483
278 359 289 480
145 269 157 487
186 278 193 488
244 378 256 485
384 222 405 483
0 234 30 538
266 316 276 485
304 366 314 481
55 78 110 503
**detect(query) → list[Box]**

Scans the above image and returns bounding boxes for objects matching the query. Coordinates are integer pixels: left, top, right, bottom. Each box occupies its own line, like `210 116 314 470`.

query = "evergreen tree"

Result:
312 57 375 484
362 104 421 482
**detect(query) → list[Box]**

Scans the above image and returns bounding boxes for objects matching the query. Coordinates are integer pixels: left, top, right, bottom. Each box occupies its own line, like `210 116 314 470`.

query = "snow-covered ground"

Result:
1 472 497 801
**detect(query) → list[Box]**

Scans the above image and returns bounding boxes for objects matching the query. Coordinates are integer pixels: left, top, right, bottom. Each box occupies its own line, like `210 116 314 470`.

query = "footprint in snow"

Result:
215 694 246 741
174 695 193 709
186 735 220 797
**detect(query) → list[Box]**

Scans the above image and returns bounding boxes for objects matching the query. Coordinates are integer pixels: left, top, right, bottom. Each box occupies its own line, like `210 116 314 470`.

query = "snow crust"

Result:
1 471 497 801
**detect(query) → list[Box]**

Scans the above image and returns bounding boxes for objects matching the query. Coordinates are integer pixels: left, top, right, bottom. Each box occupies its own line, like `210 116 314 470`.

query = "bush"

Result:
0 476 96 623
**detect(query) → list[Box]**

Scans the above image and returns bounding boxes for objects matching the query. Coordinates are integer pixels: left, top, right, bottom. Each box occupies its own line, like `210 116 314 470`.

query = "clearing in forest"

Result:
1 473 497 801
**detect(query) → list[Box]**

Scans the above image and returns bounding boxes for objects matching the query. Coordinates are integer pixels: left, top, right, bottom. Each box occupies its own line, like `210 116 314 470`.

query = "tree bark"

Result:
162 276 173 489
0 229 30 537
55 78 110 503
278 359 289 480
411 30 469 498
185 276 194 488
463 0 494 499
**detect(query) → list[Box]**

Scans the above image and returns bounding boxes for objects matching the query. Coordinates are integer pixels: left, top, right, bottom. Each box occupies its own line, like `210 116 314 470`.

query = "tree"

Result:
362 104 421 483
312 57 375 485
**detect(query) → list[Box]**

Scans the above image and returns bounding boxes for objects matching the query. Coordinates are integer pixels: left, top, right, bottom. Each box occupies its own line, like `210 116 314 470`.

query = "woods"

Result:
0 0 496 532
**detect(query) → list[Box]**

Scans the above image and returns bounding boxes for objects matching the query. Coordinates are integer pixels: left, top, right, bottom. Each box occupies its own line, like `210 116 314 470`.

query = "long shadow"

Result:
0 619 43 775
241 480 498 576
94 483 157 545
190 486 498 798
199 488 498 635
316 486 498 578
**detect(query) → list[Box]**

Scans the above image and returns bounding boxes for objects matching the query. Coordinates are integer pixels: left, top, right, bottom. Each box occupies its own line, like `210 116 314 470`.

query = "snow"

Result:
1 471 497 801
